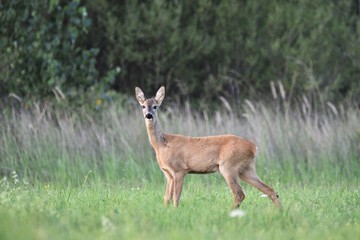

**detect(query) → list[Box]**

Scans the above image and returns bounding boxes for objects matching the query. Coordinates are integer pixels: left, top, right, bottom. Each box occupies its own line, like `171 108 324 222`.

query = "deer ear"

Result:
155 86 165 105
135 87 146 104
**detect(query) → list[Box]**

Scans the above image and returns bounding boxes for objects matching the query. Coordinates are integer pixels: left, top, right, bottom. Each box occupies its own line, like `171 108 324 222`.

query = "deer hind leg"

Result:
220 166 245 209
239 168 281 207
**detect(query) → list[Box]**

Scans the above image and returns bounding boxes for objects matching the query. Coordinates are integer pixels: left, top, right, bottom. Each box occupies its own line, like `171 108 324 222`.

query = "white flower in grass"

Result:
260 194 268 198
229 209 246 218
101 216 114 231
11 171 19 184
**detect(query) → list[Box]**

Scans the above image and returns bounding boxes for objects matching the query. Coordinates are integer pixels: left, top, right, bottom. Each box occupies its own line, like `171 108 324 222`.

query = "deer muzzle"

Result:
145 113 153 119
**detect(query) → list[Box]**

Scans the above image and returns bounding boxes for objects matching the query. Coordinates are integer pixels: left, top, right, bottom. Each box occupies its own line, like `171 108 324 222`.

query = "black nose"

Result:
145 113 153 119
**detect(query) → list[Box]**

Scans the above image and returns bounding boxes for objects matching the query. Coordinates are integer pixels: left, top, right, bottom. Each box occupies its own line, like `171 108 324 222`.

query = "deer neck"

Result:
145 118 166 150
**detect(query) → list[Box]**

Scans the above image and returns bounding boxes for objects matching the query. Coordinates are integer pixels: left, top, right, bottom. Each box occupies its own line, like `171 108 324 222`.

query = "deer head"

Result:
135 86 165 120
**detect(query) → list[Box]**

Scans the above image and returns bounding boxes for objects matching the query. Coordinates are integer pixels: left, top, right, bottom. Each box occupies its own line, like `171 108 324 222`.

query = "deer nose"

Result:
145 113 153 119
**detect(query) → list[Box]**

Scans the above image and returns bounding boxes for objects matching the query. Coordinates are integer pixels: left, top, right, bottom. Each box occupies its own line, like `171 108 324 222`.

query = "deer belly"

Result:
187 160 219 174
188 163 219 174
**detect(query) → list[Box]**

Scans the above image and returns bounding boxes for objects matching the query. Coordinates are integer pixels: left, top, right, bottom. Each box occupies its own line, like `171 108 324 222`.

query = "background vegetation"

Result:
1 0 360 106
1 98 359 184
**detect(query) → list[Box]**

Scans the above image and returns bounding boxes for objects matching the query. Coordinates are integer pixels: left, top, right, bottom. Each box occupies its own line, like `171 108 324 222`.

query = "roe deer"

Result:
135 86 281 209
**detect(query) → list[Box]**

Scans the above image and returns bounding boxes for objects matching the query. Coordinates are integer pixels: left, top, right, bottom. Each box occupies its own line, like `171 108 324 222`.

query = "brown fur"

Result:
135 86 281 209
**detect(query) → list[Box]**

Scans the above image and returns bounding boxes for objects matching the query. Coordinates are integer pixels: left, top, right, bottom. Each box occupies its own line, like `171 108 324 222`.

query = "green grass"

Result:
0 100 359 239
0 174 359 240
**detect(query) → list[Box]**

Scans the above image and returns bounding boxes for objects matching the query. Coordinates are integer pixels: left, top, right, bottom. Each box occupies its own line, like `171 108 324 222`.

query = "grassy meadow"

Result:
0 98 359 239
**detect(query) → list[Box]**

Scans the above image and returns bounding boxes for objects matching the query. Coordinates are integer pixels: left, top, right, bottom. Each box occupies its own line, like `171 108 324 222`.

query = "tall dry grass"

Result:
0 97 359 185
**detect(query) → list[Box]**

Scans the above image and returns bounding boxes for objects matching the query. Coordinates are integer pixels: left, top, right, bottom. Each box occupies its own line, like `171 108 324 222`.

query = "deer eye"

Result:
142 105 145 109
153 106 157 110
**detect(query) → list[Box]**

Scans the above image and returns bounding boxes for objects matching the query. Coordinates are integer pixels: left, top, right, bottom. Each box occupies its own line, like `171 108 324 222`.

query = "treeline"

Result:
1 0 359 107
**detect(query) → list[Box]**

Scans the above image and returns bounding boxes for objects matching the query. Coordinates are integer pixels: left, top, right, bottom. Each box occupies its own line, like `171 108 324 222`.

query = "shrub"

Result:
1 0 359 106
0 0 118 103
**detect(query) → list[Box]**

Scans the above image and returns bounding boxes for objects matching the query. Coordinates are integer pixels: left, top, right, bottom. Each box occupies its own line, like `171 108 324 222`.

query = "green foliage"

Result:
0 0 359 105
0 0 118 103
96 0 360 103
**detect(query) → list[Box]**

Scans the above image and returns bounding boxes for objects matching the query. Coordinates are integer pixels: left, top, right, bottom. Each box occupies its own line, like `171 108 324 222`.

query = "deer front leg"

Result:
173 172 186 208
163 170 174 207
